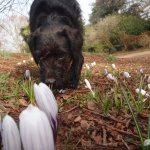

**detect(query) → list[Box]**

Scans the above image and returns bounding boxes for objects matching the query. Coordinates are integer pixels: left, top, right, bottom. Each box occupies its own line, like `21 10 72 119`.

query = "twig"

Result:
97 120 141 139
102 126 107 144
122 138 131 150
83 108 126 124
73 136 83 150
61 105 79 114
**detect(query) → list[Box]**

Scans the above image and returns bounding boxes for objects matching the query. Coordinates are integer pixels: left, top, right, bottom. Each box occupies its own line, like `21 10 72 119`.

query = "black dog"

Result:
28 0 84 89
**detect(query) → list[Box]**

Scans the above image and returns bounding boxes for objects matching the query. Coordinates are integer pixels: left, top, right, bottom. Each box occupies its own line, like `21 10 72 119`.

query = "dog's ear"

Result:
28 28 41 64
63 27 83 57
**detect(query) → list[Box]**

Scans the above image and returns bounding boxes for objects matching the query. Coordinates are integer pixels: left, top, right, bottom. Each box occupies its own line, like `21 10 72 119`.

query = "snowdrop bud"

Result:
85 64 90 70
139 68 144 74
17 62 21 66
144 139 150 146
91 61 96 67
23 60 26 63
25 70 31 80
112 64 117 70
2 115 21 150
135 88 146 96
34 83 58 132
19 105 55 150
123 71 131 79
148 84 150 90
84 79 95 97
104 68 108 75
147 76 150 83
84 79 92 90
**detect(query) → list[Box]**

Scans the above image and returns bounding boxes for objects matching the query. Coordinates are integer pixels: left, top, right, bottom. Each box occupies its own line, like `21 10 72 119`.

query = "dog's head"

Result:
28 22 82 89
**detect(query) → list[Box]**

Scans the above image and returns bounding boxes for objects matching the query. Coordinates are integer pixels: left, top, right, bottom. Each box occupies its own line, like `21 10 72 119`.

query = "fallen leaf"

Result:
87 101 96 110
74 115 81 122
80 120 90 129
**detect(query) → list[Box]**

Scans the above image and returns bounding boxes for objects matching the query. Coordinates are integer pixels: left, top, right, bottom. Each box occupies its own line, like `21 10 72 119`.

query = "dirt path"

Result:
115 49 150 58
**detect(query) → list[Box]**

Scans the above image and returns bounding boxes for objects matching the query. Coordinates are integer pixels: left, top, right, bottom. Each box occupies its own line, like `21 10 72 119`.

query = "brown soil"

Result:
0 51 150 150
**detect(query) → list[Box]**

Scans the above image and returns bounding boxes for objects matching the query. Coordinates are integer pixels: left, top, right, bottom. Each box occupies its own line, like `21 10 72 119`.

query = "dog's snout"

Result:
45 78 56 84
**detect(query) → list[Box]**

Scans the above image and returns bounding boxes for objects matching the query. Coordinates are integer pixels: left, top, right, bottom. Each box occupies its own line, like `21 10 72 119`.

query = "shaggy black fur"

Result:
28 0 84 89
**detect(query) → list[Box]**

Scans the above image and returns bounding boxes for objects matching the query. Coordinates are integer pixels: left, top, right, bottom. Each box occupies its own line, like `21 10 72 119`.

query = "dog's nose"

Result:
45 78 56 84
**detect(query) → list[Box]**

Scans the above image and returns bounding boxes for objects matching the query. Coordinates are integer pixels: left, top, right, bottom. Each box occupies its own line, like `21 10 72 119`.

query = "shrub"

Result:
20 26 30 42
139 32 150 48
20 26 30 53
119 15 146 35
84 14 150 52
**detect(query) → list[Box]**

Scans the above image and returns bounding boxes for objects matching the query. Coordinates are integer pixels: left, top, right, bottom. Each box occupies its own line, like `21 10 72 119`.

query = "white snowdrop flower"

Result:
84 79 95 97
30 57 34 61
104 68 108 75
139 68 144 74
19 104 55 150
25 70 31 80
123 71 131 79
148 84 150 90
107 73 115 81
144 139 150 146
59 89 66 94
23 60 26 63
145 93 150 98
135 88 146 96
147 76 150 83
112 64 117 70
2 115 21 150
17 62 22 66
85 64 90 70
34 83 58 132
90 61 96 67
106 73 117 84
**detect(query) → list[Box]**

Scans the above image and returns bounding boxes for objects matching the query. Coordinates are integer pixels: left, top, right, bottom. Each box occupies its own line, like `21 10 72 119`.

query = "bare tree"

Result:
0 15 28 52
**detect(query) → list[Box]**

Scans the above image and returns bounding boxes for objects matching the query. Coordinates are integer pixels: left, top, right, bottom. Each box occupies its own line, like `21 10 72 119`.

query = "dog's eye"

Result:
58 57 65 60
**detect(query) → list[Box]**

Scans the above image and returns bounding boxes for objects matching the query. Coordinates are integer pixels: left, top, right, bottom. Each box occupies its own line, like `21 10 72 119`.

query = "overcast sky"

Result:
0 0 95 24
77 0 95 24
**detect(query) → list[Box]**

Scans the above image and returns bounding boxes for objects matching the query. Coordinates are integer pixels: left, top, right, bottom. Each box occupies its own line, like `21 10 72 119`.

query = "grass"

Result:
0 52 150 149
0 50 11 59
21 80 35 104
0 72 10 95
78 64 150 149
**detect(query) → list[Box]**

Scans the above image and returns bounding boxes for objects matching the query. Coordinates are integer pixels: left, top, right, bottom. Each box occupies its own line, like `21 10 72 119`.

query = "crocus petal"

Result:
2 115 21 150
34 83 58 130
112 64 117 70
19 104 55 150
144 139 150 146
123 71 131 78
135 88 146 96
